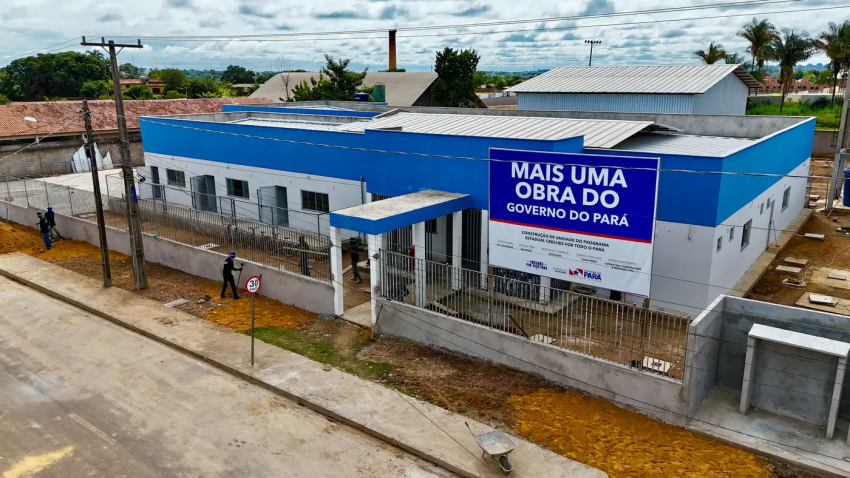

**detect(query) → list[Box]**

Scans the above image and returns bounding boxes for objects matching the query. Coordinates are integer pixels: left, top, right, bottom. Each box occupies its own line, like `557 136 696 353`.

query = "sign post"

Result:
245 274 262 365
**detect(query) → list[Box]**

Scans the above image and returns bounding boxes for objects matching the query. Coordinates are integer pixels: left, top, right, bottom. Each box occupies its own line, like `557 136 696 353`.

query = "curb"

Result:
0 267 481 478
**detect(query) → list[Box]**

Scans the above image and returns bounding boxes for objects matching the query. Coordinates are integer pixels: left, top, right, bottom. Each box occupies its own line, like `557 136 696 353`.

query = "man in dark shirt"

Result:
44 207 63 241
221 251 243 299
349 238 362 284
36 211 51 251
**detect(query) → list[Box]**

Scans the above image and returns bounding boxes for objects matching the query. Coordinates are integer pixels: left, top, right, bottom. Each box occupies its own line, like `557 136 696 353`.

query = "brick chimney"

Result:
389 29 397 70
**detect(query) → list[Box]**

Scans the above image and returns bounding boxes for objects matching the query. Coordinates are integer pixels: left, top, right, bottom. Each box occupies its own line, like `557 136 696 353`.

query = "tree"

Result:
186 78 221 98
163 90 186 99
432 47 481 107
815 68 835 86
271 56 295 101
119 63 141 79
221 65 256 84
814 21 850 104
693 42 726 64
737 17 779 73
320 55 367 101
291 74 333 101
80 80 112 99
770 29 816 112
0 94 9 105
158 68 189 94
123 84 153 100
723 52 746 65
0 51 109 101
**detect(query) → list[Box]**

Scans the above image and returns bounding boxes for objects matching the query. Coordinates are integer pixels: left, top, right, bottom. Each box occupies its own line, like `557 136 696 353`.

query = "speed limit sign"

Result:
245 275 261 295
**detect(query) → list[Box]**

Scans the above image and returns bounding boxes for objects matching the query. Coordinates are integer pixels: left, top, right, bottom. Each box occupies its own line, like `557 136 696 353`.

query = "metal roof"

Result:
608 133 755 157
338 112 679 148
508 65 761 95
228 117 356 131
250 72 438 107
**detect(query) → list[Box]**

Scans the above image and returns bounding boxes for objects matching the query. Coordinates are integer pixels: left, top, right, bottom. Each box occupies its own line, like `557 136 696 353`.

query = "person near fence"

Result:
36 211 51 252
44 207 63 241
298 235 310 277
349 238 362 284
221 251 243 299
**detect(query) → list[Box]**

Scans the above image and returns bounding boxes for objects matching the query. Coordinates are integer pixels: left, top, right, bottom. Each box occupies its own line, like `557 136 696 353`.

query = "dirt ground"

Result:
0 220 821 478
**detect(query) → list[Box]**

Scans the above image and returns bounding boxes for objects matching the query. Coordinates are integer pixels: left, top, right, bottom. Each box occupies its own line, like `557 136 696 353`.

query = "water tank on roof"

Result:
354 92 370 102
373 84 386 103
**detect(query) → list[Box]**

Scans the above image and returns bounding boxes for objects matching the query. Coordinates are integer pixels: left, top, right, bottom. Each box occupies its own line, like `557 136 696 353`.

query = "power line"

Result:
0 37 83 66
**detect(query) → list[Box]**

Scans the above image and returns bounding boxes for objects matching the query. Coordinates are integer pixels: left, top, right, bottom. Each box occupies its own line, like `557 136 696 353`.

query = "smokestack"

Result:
389 29 397 70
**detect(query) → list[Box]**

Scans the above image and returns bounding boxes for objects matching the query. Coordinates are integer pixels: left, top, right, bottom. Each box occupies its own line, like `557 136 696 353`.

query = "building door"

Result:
461 209 482 287
259 186 289 227
190 174 217 212
150 166 163 200
766 198 775 250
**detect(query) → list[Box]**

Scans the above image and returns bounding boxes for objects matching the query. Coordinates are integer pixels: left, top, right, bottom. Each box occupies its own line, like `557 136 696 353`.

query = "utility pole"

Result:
82 100 112 287
82 37 148 289
826 79 850 211
585 40 602 67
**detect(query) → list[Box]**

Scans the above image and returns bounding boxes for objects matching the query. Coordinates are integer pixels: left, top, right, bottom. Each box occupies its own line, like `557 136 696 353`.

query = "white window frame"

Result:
782 186 791 211
741 220 752 251
301 190 330 213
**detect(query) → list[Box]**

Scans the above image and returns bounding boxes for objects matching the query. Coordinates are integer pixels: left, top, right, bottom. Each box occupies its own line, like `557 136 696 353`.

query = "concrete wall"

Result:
0 134 144 179
683 295 724 418
374 298 689 425
0 200 335 315
716 296 850 424
813 130 837 157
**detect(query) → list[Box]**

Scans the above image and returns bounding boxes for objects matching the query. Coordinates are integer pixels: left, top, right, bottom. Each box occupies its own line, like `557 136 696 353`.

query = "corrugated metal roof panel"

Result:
338 112 678 148
609 133 755 157
509 65 760 94
250 72 437 107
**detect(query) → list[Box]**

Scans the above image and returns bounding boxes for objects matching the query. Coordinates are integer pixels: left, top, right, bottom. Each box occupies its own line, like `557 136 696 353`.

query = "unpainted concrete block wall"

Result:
683 295 724 418
0 200 334 315
375 298 688 425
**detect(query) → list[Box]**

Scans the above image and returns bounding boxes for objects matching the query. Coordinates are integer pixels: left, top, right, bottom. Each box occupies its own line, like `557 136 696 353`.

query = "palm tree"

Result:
694 42 727 64
724 52 746 65
814 21 850 104
737 18 779 73
770 29 816 112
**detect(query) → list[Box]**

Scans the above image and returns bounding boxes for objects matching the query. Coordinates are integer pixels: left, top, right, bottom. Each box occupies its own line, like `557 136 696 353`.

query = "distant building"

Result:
509 65 760 115
757 76 824 94
120 78 165 95
251 72 438 107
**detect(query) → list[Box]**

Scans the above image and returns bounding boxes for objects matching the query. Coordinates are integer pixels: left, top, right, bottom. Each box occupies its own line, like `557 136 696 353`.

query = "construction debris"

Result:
782 279 806 289
775 265 802 274
828 272 847 281
642 356 673 375
803 233 826 241
809 294 839 306
783 257 809 266
164 298 189 307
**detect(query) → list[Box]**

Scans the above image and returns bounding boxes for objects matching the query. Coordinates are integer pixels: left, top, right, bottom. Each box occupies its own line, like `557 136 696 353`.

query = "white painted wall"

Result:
649 221 716 315
142 153 363 237
692 74 749 115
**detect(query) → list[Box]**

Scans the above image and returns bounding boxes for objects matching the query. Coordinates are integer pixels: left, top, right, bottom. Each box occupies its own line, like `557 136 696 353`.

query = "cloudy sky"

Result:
1 0 845 72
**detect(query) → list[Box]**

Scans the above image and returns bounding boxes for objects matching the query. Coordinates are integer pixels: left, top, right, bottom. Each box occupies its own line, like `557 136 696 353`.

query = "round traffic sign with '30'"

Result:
245 275 261 295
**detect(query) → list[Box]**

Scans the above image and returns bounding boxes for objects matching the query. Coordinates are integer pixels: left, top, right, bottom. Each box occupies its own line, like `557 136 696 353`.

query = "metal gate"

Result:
461 209 482 287
190 175 217 212
258 186 289 227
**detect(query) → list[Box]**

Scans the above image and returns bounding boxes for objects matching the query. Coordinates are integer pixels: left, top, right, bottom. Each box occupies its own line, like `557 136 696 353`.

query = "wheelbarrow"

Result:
465 422 518 474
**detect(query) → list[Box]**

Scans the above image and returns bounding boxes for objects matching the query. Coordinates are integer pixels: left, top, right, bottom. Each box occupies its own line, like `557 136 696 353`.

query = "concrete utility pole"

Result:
82 100 112 288
585 40 602 67
826 79 850 211
81 37 148 289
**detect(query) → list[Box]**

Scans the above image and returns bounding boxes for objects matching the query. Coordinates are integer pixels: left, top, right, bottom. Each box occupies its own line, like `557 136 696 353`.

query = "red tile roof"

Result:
0 98 270 139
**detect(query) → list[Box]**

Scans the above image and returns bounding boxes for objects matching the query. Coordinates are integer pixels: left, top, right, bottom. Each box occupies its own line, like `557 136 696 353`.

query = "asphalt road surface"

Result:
0 276 453 478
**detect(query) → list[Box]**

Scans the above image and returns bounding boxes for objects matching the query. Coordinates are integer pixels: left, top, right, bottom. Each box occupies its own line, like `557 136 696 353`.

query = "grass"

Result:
746 99 842 129
252 324 394 380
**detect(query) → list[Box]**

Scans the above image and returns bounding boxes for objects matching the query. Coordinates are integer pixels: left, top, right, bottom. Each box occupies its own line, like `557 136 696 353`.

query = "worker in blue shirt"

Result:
36 211 51 251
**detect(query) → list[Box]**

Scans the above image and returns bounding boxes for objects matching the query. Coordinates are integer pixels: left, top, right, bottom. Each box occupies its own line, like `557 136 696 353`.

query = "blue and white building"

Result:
509 65 761 115
138 103 814 316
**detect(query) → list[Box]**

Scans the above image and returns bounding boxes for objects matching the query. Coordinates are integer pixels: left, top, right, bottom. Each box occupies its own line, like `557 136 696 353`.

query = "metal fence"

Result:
0 174 108 218
377 249 690 380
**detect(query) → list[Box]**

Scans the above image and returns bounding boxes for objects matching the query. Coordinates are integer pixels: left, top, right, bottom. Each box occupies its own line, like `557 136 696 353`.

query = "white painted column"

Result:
451 211 462 291
739 336 757 414
480 209 489 290
413 221 427 308
367 233 381 329
539 276 551 304
329 226 345 317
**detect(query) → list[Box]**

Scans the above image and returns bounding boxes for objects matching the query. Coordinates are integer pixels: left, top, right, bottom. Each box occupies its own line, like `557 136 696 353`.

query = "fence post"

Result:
68 186 74 216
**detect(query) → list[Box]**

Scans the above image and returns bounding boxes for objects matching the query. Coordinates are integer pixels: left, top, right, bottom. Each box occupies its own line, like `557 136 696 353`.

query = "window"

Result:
729 227 735 242
759 203 764 215
717 237 723 252
426 218 437 234
741 220 752 250
166 169 185 187
782 186 791 211
301 190 329 213
226 178 249 199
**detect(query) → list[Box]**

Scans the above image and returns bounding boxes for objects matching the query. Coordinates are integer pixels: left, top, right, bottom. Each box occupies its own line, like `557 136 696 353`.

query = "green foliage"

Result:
815 68 834 86
0 94 9 105
255 71 277 85
290 56 366 101
0 51 109 101
693 41 726 64
770 29 816 111
383 68 406 72
432 47 481 107
221 65 256 84
747 100 841 129
124 84 153 100
473 71 525 89
158 68 189 94
738 18 779 72
119 63 141 79
291 74 330 101
163 90 186 99
186 78 221 98
80 80 112 99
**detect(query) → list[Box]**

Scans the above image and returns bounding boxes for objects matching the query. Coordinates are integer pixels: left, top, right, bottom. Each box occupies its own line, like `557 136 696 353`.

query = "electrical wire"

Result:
0 111 85 164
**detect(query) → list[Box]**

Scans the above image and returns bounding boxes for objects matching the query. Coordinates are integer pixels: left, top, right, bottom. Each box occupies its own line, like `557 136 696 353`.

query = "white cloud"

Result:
0 0 845 72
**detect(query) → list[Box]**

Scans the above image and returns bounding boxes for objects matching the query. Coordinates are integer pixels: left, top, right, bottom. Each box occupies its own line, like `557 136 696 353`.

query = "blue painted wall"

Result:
222 105 380 118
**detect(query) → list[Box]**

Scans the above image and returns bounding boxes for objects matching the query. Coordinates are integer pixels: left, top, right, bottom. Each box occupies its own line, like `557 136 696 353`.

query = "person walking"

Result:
298 235 310 277
221 251 243 299
349 238 362 284
44 207 63 241
36 211 51 252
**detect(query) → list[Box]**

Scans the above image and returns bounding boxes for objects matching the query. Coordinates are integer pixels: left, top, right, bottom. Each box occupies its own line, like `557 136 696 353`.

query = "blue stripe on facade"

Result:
517 93 695 113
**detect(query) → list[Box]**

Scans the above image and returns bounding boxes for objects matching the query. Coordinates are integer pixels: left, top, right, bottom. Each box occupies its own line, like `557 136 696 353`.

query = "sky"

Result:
0 0 845 72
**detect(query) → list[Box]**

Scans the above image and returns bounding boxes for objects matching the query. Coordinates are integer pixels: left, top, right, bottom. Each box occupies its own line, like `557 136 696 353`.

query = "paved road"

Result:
0 276 453 478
